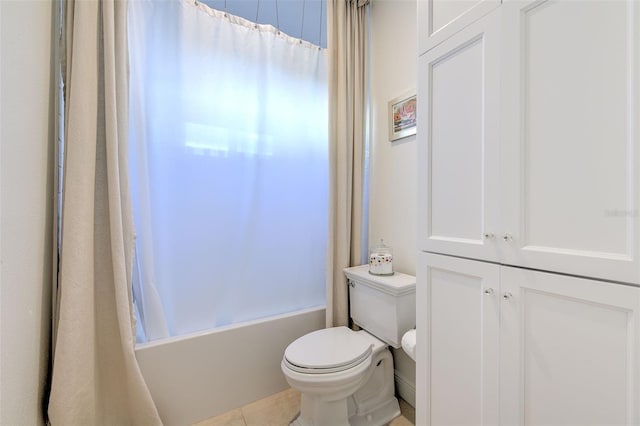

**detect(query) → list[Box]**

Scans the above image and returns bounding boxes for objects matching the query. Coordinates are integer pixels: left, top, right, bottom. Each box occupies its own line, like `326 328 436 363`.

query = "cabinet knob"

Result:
502 233 513 242
484 233 495 240
484 288 494 296
503 292 513 300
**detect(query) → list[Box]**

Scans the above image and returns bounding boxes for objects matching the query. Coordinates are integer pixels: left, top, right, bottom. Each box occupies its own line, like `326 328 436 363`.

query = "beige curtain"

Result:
326 0 370 327
48 1 162 424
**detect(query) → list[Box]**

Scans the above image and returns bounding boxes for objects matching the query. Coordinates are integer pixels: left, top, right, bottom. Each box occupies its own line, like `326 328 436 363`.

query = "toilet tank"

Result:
344 265 416 349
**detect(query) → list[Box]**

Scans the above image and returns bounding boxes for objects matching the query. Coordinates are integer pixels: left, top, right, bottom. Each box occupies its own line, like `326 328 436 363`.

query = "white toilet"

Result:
281 265 416 426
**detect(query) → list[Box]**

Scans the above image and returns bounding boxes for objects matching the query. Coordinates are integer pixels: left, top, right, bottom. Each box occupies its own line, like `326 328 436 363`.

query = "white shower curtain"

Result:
128 0 328 341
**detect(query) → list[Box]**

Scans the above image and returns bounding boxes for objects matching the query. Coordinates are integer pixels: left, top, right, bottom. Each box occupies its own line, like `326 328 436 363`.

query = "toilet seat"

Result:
284 327 373 374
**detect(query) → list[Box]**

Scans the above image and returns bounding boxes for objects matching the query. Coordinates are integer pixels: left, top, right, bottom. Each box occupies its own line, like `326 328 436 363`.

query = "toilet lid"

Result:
284 327 373 374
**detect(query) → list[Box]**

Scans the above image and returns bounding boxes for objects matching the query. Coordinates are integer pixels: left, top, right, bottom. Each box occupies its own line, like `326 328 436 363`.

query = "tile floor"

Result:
192 388 415 426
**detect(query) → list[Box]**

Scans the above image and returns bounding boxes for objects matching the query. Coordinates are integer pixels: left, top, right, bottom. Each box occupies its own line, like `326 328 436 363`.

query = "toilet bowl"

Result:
281 265 416 426
282 327 399 426
401 329 416 361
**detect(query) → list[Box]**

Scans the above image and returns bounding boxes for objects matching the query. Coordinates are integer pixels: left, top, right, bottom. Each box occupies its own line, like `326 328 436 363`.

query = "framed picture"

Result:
388 91 417 141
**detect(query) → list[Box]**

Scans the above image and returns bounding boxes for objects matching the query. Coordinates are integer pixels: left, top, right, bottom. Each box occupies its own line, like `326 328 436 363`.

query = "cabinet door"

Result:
500 0 640 284
417 0 500 55
500 266 640 425
416 253 499 426
417 11 501 262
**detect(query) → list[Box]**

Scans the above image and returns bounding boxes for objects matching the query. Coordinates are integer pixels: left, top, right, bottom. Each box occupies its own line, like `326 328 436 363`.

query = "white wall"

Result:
0 1 54 425
369 0 417 406
369 0 417 276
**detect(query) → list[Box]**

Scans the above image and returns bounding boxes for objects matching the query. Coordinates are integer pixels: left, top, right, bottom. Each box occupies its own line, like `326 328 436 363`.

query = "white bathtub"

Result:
135 306 326 426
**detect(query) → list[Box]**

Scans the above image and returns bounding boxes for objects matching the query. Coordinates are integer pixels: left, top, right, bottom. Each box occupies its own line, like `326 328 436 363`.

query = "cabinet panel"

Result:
430 40 482 240
418 12 501 261
416 253 499 426
501 0 640 283
418 0 500 55
500 266 640 425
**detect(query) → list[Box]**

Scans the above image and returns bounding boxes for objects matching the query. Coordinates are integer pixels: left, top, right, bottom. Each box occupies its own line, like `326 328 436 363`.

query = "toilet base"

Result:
349 396 400 426
291 396 400 426
290 348 400 426
296 394 351 426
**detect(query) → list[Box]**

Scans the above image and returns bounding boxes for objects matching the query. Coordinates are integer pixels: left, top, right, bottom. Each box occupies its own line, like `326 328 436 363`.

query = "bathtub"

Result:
135 306 326 426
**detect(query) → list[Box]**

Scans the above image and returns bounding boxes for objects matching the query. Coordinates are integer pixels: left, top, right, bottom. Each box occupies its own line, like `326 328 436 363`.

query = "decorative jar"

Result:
369 239 393 276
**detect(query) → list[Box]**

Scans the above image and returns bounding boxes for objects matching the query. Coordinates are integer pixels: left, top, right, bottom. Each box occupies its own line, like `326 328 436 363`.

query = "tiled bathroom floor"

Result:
192 388 415 426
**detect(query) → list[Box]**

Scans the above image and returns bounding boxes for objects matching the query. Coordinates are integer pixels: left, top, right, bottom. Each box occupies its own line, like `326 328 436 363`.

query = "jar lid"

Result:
370 238 392 253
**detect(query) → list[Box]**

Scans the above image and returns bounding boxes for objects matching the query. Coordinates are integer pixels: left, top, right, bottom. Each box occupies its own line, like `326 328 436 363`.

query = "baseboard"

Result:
394 370 416 408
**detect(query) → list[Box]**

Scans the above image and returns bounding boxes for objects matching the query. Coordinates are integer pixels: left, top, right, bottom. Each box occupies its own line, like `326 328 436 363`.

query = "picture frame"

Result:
388 91 417 141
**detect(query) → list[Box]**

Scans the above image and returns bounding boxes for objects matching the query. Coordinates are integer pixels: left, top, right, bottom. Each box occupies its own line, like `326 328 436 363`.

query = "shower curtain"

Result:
326 0 370 327
128 0 328 341
48 0 161 424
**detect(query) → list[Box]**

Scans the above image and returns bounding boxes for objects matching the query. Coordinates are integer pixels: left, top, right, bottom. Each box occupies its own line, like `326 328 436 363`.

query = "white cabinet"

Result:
417 2 640 424
499 0 640 285
417 1 640 284
417 0 500 55
417 252 640 426
415 253 499 426
417 11 501 263
500 264 640 426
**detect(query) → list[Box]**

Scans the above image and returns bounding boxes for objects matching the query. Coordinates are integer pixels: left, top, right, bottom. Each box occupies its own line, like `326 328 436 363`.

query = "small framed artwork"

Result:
388 91 417 141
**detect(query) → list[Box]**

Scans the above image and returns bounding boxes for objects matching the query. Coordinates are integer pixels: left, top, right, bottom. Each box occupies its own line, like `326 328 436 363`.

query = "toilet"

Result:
281 265 416 426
